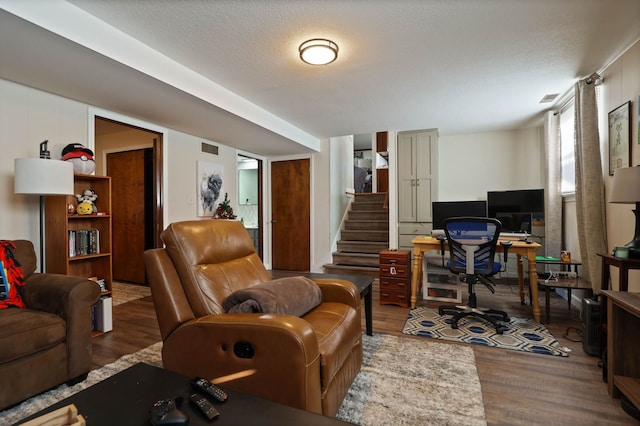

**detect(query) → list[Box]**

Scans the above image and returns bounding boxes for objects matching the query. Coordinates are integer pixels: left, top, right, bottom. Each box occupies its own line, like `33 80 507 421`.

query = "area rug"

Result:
111 281 152 306
2 334 486 426
403 306 569 357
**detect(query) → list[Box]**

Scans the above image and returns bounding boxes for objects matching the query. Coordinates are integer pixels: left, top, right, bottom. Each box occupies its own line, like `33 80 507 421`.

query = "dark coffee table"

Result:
18 363 348 426
299 273 374 336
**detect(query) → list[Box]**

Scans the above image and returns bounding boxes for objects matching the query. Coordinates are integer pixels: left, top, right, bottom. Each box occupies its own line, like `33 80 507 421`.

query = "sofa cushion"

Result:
0 308 66 365
302 302 361 390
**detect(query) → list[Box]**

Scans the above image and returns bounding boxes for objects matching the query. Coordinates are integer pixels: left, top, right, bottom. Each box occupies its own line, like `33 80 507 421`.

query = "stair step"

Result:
350 202 387 211
348 211 388 221
332 252 379 267
337 241 389 253
344 220 388 231
354 192 387 203
341 230 389 242
323 263 380 278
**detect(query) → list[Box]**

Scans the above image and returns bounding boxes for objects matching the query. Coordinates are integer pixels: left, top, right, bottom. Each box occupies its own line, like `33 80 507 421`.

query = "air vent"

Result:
539 94 559 104
201 142 218 155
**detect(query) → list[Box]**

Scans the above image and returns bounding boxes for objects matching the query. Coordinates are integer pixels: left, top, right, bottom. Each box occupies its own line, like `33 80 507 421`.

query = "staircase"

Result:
324 192 389 277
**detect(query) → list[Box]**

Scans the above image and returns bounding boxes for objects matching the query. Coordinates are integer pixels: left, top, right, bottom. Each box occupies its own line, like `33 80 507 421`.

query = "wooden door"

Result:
107 149 152 284
271 159 310 271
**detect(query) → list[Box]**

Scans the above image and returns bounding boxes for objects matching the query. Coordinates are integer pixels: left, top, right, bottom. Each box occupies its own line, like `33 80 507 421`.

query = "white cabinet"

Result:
397 130 438 223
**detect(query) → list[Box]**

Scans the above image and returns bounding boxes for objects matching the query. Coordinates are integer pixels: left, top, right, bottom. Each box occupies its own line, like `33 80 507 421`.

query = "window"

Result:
559 102 575 194
559 86 602 195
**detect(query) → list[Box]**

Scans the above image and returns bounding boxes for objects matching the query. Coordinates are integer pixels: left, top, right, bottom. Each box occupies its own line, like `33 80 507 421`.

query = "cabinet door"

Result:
397 133 417 222
415 131 435 222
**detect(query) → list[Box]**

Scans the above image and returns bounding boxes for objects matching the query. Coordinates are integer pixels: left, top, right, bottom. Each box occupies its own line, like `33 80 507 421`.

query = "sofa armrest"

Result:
23 273 101 378
311 278 360 310
162 313 323 414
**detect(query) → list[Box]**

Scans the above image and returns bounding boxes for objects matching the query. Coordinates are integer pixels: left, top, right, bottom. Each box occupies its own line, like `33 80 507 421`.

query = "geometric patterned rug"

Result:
402 307 570 357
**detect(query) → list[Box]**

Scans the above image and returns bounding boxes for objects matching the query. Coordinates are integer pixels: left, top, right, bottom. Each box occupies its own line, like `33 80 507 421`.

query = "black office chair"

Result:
438 217 511 334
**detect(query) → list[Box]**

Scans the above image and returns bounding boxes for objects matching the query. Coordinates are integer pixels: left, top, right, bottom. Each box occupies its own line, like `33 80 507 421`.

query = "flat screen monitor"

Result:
432 200 487 230
487 189 544 221
495 212 533 233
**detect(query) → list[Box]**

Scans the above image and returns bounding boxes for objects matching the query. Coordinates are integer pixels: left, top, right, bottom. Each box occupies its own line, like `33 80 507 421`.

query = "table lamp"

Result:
609 165 640 258
14 141 75 271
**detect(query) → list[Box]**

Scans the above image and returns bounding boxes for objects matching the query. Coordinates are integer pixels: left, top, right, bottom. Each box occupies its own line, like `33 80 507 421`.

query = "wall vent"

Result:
201 142 218 155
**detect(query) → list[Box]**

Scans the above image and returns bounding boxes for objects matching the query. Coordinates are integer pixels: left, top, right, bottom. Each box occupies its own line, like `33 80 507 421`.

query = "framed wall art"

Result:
609 101 631 175
197 160 225 217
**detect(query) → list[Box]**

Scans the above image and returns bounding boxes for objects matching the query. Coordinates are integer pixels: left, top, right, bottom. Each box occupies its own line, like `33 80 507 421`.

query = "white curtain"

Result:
543 111 562 262
574 76 607 292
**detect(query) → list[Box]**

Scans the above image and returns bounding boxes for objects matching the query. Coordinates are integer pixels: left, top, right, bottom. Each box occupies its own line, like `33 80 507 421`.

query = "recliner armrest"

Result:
311 278 360 310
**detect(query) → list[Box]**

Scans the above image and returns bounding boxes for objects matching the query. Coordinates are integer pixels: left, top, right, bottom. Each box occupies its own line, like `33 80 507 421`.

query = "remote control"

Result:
189 393 220 420
191 377 228 402
149 398 189 425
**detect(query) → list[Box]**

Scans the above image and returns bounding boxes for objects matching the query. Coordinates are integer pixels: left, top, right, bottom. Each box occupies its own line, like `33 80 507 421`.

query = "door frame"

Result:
88 107 168 248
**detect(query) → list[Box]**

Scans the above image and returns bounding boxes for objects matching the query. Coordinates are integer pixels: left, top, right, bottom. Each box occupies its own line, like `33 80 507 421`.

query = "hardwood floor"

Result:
92 278 636 425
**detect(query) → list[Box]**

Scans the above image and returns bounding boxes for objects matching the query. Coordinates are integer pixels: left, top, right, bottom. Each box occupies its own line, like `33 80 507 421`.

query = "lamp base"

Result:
625 240 640 259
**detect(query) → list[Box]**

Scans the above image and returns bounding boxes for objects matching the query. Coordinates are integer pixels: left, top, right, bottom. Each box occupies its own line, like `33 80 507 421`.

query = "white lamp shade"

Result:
609 166 640 204
14 158 74 195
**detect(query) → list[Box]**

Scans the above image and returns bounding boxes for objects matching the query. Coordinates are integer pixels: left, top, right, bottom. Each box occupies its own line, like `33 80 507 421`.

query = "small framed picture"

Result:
608 101 631 175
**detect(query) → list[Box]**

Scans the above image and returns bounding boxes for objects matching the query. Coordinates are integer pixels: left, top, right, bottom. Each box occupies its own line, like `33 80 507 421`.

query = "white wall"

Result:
601 39 640 292
438 127 544 201
0 79 88 262
330 135 354 253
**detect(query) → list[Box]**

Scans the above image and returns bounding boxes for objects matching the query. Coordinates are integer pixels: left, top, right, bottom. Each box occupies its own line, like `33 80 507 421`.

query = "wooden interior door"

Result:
107 149 152 284
271 159 310 271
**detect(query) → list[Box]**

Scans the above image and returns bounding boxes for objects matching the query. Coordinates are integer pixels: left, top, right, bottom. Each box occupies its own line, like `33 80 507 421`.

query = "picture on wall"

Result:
608 101 631 175
197 160 225 217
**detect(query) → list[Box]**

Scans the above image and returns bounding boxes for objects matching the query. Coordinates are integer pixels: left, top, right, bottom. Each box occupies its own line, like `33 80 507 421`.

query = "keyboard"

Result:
499 232 529 240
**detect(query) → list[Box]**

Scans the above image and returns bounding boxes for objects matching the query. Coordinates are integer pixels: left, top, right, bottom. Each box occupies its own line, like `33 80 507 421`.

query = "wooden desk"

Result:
602 290 640 411
410 236 542 322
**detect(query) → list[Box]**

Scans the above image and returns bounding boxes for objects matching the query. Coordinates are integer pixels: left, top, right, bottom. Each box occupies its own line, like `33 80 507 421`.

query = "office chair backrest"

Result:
443 217 502 276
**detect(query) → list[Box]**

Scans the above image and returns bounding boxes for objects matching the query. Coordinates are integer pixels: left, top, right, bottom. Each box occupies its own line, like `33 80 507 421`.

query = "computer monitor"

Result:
487 189 544 221
432 200 487 230
495 212 532 233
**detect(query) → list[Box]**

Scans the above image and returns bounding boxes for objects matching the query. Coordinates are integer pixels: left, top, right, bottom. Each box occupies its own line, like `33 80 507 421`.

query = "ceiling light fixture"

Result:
299 39 338 65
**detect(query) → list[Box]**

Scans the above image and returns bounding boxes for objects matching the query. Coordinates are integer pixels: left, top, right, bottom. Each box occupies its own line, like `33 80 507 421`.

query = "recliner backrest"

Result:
161 220 271 317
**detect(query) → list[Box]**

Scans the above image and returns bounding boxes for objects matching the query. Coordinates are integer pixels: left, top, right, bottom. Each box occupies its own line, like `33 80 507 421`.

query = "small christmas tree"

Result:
214 193 237 219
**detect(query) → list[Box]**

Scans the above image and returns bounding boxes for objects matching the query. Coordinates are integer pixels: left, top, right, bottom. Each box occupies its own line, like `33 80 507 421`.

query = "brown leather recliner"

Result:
144 220 362 417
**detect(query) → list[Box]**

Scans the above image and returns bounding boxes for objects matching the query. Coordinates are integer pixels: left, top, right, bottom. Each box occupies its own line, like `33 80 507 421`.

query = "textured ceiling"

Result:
2 0 640 155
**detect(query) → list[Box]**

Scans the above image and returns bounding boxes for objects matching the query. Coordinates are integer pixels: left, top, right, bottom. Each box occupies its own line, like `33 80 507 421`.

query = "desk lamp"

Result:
609 165 640 258
14 141 75 271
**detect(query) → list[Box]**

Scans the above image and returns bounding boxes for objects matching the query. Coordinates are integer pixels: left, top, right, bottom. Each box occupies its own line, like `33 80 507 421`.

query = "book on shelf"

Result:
0 260 9 300
68 228 100 257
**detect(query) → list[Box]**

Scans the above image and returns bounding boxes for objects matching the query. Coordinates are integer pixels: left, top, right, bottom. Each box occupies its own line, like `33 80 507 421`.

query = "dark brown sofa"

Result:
0 240 100 410
144 220 363 417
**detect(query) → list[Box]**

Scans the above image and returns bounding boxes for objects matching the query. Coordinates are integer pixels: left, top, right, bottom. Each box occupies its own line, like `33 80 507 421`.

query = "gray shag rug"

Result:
2 334 486 425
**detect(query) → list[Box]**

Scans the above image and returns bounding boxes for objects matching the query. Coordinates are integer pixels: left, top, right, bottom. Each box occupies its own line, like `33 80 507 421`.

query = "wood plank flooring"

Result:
91 277 636 425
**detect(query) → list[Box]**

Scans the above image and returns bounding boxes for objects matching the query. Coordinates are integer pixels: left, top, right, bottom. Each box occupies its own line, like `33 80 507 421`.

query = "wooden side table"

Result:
597 254 640 357
601 290 640 415
379 249 411 307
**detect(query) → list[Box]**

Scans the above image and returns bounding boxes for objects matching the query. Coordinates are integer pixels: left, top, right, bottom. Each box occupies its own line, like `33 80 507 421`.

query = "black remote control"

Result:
149 398 189 425
189 392 220 420
191 377 228 402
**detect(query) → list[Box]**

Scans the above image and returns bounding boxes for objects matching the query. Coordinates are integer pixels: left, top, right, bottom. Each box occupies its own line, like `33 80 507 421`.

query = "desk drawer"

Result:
380 289 409 307
380 277 410 292
379 249 410 265
379 264 409 278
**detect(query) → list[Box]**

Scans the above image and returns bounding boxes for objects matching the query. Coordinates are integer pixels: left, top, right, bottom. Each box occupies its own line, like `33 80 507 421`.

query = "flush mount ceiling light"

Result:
299 39 338 65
